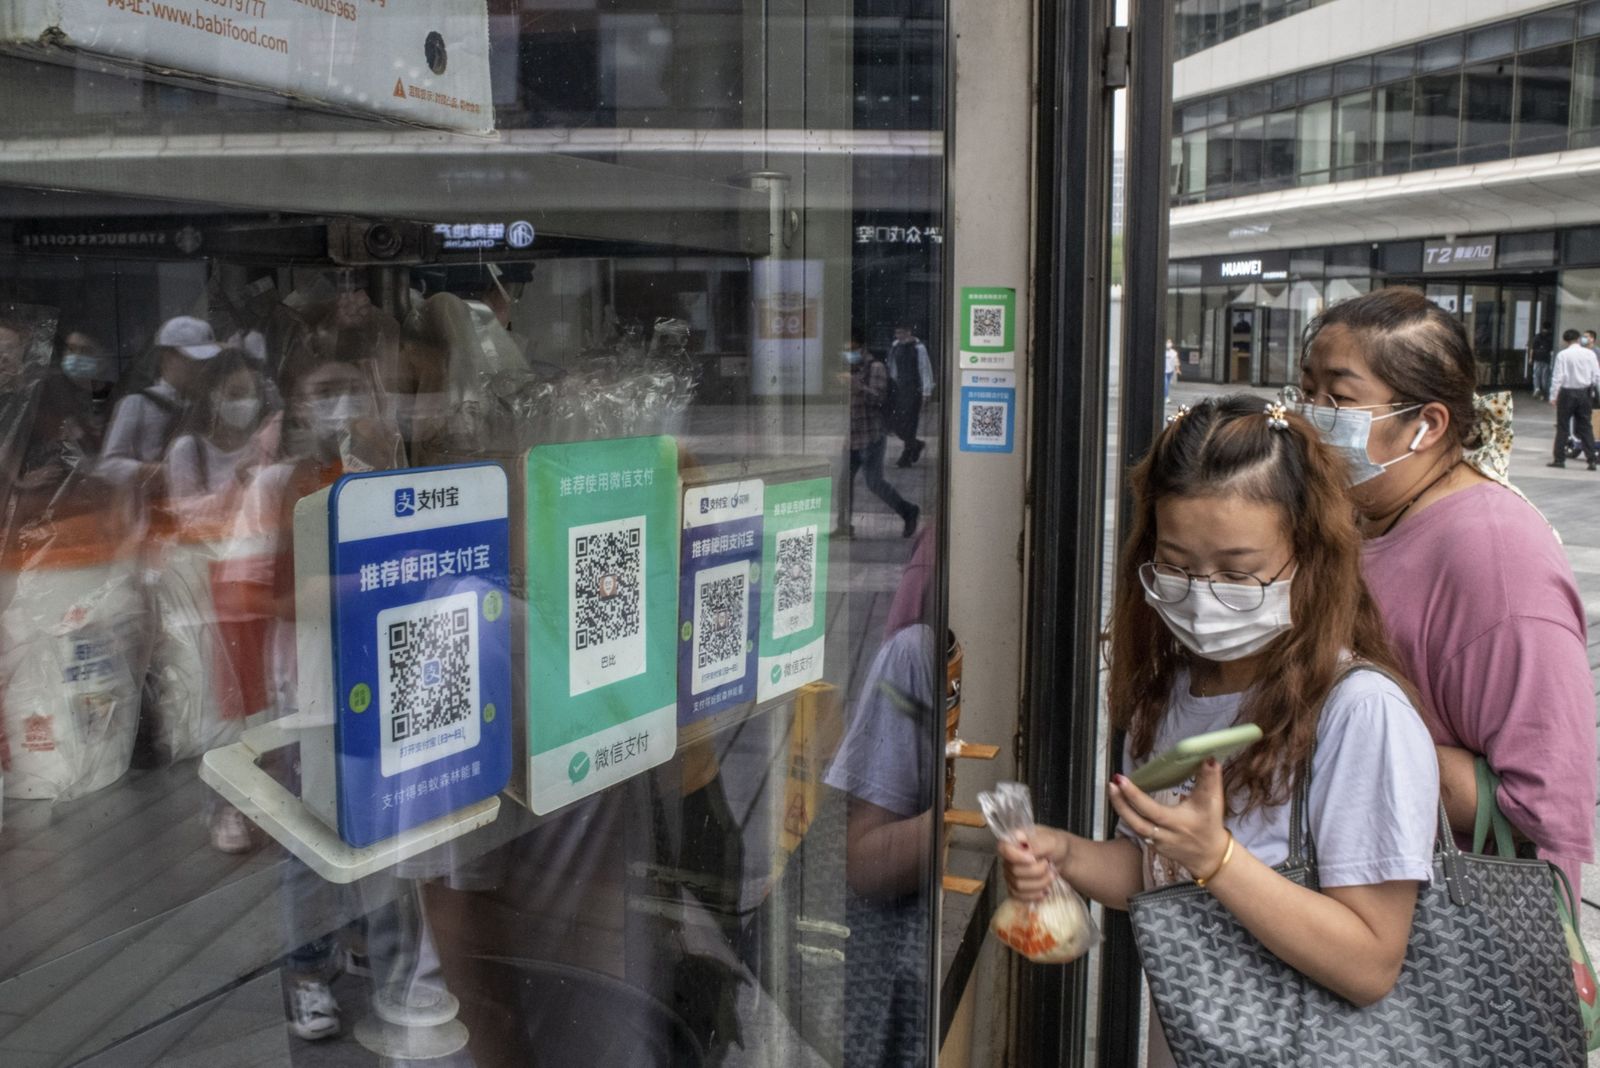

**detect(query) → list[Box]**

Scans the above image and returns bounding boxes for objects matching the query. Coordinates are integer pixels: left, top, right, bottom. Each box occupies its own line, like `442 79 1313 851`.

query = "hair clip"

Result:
1264 401 1290 430
1165 405 1190 427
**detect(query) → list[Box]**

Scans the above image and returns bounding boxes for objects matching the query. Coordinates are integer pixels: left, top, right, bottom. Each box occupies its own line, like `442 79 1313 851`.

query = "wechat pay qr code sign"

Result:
758 477 830 704
570 515 648 697
960 287 1016 370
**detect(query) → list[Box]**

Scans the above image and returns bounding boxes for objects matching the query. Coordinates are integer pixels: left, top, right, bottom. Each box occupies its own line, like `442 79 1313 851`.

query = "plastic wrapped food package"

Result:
978 781 1100 964
145 505 245 763
0 512 148 802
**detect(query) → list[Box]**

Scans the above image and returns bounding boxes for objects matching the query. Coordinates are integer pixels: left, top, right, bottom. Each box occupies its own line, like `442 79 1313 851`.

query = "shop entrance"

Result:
1403 276 1557 390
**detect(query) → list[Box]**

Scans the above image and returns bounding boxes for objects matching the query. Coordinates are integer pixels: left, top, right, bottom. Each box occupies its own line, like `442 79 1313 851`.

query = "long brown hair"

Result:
1107 394 1415 812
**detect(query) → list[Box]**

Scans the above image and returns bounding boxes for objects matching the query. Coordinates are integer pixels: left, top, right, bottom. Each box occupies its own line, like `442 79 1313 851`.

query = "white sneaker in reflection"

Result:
287 977 342 1042
209 805 253 854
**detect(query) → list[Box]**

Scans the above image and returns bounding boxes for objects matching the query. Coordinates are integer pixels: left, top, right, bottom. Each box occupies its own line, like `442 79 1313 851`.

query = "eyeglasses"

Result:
1139 558 1296 612
1278 384 1414 433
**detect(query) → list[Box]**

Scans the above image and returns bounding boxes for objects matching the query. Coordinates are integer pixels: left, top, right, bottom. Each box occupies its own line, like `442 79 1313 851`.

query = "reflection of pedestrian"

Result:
888 323 932 467
1548 329 1598 470
99 316 221 486
1530 327 1553 400
1163 338 1180 401
838 331 919 538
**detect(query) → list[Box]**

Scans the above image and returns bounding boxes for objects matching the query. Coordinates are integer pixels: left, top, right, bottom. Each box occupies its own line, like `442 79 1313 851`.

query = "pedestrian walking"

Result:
998 396 1437 1068
1530 326 1553 400
837 331 919 538
1163 338 1180 401
887 322 933 467
1547 329 1599 470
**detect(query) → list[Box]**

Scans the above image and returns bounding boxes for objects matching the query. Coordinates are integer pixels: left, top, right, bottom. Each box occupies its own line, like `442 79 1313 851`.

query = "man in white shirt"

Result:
99 316 221 485
1164 339 1180 401
1548 328 1599 470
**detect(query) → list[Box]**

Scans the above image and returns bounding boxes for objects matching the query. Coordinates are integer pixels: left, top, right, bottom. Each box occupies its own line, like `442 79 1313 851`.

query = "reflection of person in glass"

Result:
823 526 938 1067
837 330 919 539
99 316 222 486
888 322 933 467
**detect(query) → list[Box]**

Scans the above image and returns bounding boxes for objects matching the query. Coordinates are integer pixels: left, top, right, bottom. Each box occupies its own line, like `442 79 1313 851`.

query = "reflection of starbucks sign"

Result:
507 221 536 249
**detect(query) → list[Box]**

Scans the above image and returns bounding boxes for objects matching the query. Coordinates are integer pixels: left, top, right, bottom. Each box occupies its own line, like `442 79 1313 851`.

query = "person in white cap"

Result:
99 316 221 485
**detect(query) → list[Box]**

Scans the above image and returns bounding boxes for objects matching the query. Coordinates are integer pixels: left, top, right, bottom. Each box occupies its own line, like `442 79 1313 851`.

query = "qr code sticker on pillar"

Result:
570 515 648 696
773 524 817 640
968 402 1008 445
377 590 481 776
692 560 750 693
970 304 1006 347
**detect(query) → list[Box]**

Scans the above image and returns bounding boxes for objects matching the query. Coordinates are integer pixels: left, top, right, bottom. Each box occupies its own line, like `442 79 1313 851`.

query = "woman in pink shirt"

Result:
1295 288 1596 892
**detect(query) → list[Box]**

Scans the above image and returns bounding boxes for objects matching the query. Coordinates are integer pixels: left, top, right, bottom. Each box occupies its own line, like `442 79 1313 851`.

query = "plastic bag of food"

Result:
978 781 1100 964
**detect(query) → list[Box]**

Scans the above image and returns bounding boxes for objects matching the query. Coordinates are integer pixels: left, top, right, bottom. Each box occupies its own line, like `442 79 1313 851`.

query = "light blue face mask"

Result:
842 348 863 365
1292 400 1424 485
62 353 110 382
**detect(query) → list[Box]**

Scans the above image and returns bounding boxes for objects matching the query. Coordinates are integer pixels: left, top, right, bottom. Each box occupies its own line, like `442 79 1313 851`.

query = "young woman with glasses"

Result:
1294 288 1595 897
998 395 1438 1065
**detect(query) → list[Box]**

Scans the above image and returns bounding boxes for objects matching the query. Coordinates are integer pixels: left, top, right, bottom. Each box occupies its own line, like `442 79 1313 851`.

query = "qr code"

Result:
692 560 751 693
570 515 648 696
970 304 1006 346
772 525 817 640
377 590 480 776
968 402 1008 444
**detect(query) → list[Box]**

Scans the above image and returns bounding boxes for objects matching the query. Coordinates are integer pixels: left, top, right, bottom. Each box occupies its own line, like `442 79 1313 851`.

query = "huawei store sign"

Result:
1423 237 1498 273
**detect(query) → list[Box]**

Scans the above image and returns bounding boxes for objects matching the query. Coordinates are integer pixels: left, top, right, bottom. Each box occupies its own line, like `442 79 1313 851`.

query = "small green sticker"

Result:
681 621 693 642
483 703 497 723
770 665 783 685
349 683 372 713
483 590 504 622
568 750 591 783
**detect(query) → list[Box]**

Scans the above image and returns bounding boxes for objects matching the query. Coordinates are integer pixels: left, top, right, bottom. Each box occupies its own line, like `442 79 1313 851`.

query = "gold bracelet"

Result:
1194 832 1235 889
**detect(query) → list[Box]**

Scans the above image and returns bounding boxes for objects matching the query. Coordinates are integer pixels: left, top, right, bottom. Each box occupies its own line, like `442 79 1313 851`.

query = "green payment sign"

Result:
524 436 679 814
757 477 831 703
960 287 1016 370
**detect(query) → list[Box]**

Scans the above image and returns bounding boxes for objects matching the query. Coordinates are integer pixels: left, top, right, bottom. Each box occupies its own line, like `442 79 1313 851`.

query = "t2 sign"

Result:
1424 238 1497 273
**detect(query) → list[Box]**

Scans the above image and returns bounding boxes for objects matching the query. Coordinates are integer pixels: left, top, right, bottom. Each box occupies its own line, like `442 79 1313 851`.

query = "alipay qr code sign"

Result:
758 477 831 704
319 464 512 847
679 479 764 726
960 371 1017 454
960 287 1017 370
525 437 679 815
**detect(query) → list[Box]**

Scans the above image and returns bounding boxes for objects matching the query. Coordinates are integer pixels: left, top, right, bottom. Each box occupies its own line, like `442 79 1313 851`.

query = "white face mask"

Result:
1294 402 1422 485
62 353 111 382
1143 570 1295 663
216 396 261 431
842 348 863 365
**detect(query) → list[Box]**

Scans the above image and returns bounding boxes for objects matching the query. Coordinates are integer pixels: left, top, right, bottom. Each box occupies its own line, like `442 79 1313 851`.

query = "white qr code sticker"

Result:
570 514 648 696
970 304 1006 347
692 559 751 694
967 402 1008 445
377 590 480 777
772 524 817 640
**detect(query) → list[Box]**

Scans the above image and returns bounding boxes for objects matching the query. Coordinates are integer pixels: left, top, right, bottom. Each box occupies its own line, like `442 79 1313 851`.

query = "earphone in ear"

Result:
1409 421 1431 451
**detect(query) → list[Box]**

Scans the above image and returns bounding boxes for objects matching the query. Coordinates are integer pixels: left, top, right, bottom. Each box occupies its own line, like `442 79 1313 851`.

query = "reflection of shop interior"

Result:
0 208 928 1067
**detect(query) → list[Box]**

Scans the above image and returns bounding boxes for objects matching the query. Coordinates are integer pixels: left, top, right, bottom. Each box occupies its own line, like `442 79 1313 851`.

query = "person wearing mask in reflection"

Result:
1164 338 1181 402
211 348 397 1041
1547 328 1600 470
838 329 919 539
58 327 118 440
1295 289 1596 896
100 316 222 486
888 322 933 467
164 348 269 503
1583 330 1598 350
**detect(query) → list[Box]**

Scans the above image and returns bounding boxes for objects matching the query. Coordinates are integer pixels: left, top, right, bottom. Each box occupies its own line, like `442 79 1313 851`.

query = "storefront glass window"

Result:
0 6 948 1066
1265 110 1299 186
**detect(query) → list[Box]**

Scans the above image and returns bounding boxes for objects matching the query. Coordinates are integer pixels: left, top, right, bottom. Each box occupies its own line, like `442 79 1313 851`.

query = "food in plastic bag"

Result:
0 513 147 801
978 781 1101 964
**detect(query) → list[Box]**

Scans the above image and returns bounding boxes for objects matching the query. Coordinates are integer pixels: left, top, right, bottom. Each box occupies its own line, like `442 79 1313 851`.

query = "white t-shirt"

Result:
1119 667 1438 889
1164 346 1179 375
165 434 250 499
1123 667 1439 1068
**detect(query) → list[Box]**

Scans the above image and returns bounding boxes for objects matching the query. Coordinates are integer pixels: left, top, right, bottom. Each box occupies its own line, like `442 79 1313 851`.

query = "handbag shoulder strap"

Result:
1289 660 1472 902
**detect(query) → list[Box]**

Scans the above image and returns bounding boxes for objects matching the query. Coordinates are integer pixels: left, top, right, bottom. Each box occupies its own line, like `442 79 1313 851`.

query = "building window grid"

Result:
1172 13 1600 206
